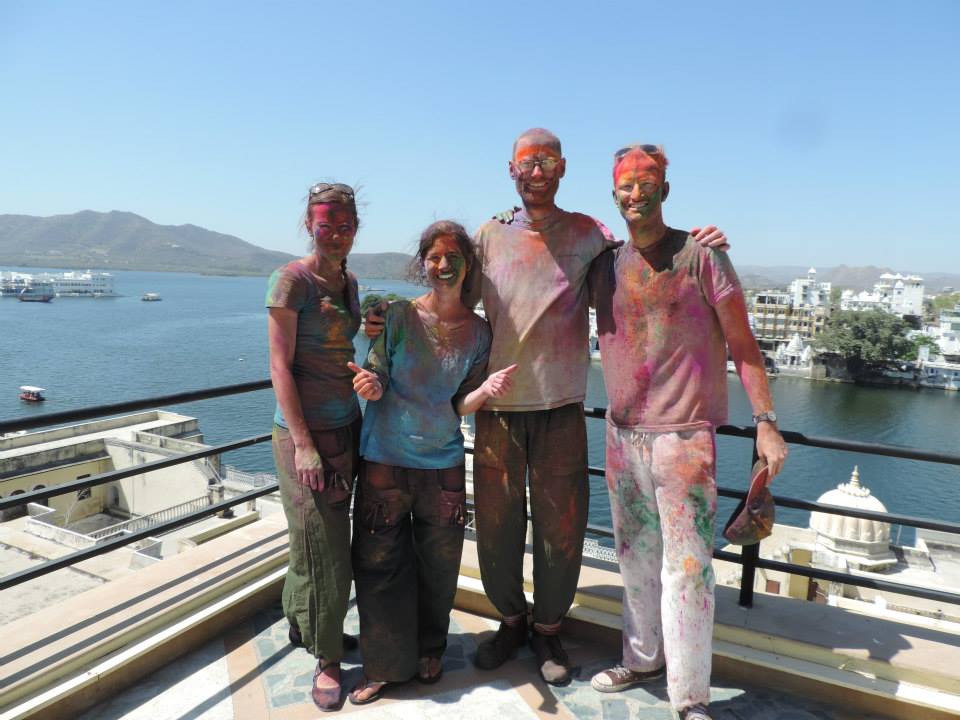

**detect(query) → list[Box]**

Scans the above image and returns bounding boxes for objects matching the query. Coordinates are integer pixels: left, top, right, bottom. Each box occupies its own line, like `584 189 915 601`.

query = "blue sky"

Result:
2 1 959 272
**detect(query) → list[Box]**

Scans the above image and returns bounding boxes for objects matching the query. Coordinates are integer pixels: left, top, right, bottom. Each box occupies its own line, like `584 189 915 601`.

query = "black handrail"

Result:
0 380 272 435
0 433 271 511
0 482 279 592
3 383 960 610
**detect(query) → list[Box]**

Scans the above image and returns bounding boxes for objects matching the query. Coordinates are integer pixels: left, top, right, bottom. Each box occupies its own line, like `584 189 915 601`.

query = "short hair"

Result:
512 128 562 158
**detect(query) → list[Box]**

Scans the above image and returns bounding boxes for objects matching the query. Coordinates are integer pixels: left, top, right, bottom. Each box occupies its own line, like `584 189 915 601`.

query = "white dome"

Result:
810 466 890 543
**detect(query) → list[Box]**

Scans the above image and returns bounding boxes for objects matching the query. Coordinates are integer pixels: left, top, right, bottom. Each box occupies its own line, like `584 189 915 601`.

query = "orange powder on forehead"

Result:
613 149 667 184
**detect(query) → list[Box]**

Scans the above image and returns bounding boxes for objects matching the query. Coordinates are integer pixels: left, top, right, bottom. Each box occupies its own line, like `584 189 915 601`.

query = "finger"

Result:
500 363 519 375
691 224 717 240
347 361 363 374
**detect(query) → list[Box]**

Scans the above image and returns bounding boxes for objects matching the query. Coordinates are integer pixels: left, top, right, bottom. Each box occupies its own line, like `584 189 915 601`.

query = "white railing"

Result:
223 465 277 489
89 495 212 541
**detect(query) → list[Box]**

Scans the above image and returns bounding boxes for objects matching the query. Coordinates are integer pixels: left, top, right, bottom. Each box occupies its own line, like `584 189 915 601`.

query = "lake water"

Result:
3 267 958 542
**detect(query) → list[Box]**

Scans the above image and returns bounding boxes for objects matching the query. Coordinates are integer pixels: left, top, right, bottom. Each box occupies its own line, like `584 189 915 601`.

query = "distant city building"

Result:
788 267 832 308
0 270 116 297
751 268 831 351
914 303 960 389
840 272 925 317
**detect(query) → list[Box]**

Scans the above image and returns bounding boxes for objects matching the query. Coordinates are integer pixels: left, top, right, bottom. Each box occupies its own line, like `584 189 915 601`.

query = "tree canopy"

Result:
815 310 914 374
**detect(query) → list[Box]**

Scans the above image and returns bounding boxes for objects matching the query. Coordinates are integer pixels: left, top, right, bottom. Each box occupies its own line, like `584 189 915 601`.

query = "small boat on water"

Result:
141 292 162 302
18 283 55 303
19 386 46 402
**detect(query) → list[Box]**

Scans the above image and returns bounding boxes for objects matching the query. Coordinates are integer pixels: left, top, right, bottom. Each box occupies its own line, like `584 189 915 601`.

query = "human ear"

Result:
508 160 519 181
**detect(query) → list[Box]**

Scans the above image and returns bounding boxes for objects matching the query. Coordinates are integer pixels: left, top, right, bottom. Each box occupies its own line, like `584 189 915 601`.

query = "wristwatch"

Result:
752 410 778 425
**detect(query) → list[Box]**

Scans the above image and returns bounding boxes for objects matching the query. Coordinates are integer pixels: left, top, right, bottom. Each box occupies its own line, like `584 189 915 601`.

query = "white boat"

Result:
141 293 162 302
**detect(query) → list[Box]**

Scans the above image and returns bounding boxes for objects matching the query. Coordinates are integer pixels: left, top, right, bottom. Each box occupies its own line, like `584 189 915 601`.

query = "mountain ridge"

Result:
2 211 958 289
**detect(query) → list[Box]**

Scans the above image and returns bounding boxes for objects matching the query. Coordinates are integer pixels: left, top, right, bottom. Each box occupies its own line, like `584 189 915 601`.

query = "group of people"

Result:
266 128 787 720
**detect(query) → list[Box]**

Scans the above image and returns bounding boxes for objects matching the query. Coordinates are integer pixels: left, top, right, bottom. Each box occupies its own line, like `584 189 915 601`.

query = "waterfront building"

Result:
752 289 830 351
0 269 117 297
0 411 223 534
840 272 925 317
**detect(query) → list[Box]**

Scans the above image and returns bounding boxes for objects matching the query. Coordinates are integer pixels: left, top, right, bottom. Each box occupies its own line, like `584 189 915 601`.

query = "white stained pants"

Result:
605 424 717 710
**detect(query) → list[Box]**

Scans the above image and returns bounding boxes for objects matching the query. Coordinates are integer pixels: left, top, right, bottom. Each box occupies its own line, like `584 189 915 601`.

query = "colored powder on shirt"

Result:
265 261 361 430
473 208 619 411
591 229 743 430
361 300 491 469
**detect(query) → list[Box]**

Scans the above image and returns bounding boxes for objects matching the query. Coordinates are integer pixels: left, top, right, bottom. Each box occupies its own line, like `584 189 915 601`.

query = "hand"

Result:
294 444 324 492
363 301 389 339
691 225 730 251
480 364 518 399
348 361 383 400
756 422 787 484
492 206 520 224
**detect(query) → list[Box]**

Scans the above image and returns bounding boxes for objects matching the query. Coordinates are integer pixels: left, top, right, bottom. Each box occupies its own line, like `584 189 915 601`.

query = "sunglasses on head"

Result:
309 183 355 199
614 144 664 162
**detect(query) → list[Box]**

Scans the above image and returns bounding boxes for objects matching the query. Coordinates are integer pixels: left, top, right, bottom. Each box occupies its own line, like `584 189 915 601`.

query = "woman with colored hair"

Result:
266 182 362 711
346 220 516 704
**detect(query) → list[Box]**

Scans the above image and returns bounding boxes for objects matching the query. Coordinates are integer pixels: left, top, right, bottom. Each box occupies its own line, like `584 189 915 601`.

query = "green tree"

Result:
815 310 914 375
907 334 941 361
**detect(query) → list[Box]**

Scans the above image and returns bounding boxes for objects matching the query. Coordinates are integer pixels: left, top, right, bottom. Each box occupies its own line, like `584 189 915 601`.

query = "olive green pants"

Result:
273 419 360 662
473 403 589 627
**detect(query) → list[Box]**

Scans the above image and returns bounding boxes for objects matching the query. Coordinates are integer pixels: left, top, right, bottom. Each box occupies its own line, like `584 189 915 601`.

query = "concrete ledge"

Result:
0 514 288 719
455 535 960 719
177 509 260 549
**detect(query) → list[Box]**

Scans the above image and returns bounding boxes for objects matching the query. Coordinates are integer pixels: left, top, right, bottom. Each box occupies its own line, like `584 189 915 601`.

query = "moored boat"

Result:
17 283 55 302
141 293 162 302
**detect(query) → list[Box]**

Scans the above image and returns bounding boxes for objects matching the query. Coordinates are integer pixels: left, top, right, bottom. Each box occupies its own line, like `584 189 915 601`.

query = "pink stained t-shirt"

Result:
591 228 743 430
471 208 618 411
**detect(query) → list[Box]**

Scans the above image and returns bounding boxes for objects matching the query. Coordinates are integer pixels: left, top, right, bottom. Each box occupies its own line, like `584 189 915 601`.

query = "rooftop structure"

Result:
840 272 925 317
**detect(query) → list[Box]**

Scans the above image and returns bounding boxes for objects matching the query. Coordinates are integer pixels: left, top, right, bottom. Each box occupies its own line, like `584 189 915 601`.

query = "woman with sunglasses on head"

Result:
266 182 362 712
345 220 516 705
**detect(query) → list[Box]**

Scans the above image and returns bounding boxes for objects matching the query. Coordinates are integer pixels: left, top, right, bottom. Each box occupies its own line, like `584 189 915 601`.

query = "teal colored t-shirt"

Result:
266 261 361 431
360 300 491 469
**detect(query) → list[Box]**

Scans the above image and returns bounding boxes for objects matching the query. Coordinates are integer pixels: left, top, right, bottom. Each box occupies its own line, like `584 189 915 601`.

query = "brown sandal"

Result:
311 661 342 712
348 675 390 705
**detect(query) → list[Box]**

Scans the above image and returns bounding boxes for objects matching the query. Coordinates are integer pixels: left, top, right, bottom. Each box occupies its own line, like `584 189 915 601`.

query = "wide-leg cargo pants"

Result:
352 460 467 682
273 418 360 663
606 424 717 710
473 403 589 628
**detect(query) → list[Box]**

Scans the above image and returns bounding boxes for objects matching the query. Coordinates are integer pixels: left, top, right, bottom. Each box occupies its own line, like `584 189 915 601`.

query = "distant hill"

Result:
0 211 413 278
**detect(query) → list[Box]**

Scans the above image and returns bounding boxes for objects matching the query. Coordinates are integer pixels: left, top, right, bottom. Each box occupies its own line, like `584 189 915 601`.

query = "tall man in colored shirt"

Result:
587 145 787 720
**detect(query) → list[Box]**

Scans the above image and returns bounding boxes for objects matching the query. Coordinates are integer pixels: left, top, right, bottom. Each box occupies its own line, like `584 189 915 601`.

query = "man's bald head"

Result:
513 128 562 158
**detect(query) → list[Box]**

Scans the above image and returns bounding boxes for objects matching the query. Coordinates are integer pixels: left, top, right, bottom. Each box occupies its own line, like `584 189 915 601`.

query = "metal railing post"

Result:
738 443 761 608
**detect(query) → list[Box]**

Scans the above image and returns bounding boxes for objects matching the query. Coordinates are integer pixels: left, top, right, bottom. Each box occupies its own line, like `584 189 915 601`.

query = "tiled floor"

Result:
81 593 886 719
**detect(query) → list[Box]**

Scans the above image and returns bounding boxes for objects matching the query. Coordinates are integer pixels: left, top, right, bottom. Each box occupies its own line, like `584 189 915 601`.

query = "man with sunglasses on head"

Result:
587 145 787 720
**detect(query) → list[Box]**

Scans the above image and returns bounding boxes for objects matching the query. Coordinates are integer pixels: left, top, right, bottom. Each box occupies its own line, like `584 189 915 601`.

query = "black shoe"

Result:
474 617 529 670
529 630 571 686
342 633 359 651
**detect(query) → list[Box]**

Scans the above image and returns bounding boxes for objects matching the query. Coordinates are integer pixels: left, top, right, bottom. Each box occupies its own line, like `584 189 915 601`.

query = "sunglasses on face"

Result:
613 144 664 162
515 156 561 174
309 183 355 199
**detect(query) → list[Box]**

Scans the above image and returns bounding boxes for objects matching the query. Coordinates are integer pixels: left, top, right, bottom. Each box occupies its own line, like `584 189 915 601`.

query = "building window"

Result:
765 580 781 594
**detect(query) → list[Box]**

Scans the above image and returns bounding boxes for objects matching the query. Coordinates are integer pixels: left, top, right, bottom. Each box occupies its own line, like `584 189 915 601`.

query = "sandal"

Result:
417 656 443 684
311 661 342 712
348 675 390 705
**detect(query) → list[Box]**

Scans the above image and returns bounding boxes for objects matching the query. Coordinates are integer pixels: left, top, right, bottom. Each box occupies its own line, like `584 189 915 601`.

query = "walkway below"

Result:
78 593 882 720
